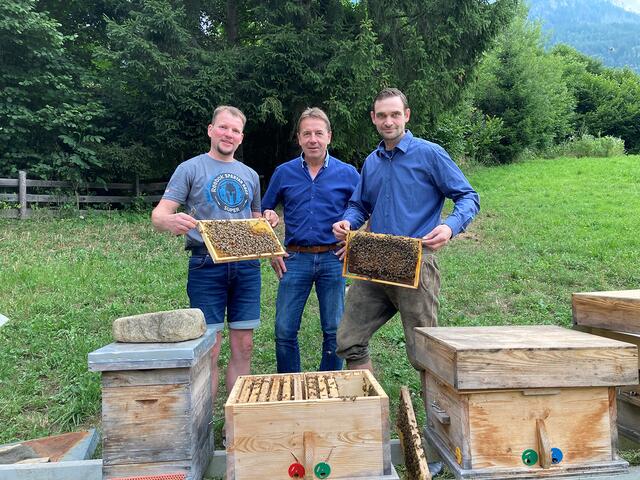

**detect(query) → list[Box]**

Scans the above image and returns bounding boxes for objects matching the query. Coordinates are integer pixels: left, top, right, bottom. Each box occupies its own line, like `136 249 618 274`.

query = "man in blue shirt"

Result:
263 108 360 373
332 88 480 372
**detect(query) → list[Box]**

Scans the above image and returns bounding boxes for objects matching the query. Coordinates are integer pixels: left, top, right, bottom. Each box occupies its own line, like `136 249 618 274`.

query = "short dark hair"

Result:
296 107 331 133
211 105 246 128
372 88 409 112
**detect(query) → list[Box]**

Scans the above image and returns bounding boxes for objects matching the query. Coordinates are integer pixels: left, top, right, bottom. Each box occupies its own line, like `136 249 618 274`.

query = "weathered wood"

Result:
536 419 552 469
573 290 640 334
327 375 340 397
415 326 638 390
102 368 190 388
226 370 390 480
574 326 640 373
18 171 27 219
294 373 304 400
269 376 281 402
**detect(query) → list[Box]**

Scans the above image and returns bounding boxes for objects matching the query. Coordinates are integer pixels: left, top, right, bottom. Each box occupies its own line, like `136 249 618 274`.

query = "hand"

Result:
167 212 197 236
422 224 453 251
334 241 347 261
332 220 351 241
263 209 279 228
271 253 288 279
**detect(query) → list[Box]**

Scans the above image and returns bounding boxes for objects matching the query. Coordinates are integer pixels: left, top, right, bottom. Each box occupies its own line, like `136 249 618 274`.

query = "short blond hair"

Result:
211 105 246 128
296 107 331 133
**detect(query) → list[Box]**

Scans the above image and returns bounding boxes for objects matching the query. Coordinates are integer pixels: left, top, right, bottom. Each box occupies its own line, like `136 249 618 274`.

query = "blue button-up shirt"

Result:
343 131 479 238
263 154 360 246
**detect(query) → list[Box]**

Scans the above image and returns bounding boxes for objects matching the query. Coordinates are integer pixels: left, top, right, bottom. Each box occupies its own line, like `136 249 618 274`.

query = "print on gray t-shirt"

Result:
162 153 261 249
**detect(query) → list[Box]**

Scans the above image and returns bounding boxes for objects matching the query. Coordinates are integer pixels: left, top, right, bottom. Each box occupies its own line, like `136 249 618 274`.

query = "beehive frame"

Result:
197 218 285 263
343 231 422 289
225 370 392 480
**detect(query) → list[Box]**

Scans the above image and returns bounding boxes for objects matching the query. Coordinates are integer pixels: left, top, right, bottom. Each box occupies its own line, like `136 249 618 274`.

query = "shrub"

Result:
544 134 626 158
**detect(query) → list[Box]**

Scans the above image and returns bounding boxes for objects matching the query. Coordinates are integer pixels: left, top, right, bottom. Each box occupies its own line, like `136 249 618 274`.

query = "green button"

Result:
522 449 538 466
314 461 331 478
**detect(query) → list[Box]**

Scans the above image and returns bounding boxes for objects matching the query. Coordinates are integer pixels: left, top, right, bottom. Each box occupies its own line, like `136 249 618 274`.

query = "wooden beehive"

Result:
225 370 392 480
343 231 422 289
197 218 285 263
88 330 216 480
414 325 639 479
573 289 640 445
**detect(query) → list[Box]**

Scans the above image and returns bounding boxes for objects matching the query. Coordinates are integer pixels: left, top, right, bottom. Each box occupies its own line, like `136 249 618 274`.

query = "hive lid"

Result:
88 327 216 372
414 325 639 390
573 289 640 334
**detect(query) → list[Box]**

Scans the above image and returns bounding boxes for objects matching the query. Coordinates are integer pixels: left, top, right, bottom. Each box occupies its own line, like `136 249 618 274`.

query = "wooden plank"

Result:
0 178 18 187
306 375 318 399
25 194 135 203
227 398 386 480
269 376 281 402
318 375 329 399
575 326 640 372
416 326 638 390
18 171 26 219
536 419 552 469
327 375 340 398
281 375 292 401
101 384 191 464
0 193 18 202
102 368 190 388
573 290 640 334
397 386 431 479
248 378 262 403
237 378 252 404
257 377 271 403
468 387 613 469
294 374 304 400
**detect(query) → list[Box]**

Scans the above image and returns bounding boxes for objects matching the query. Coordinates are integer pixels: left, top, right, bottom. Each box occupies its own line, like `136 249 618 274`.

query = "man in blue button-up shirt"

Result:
332 88 480 372
263 108 360 373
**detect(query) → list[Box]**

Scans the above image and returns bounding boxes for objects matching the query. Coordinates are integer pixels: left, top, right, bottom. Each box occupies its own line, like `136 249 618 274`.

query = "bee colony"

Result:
343 231 422 288
415 325 638 479
225 370 396 480
197 218 285 263
572 290 640 444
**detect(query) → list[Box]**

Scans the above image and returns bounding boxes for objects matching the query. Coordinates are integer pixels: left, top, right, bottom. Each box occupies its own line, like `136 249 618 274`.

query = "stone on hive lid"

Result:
113 309 206 343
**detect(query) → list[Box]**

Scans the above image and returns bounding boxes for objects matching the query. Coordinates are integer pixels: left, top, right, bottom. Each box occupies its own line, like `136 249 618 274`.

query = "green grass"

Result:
1 155 639 476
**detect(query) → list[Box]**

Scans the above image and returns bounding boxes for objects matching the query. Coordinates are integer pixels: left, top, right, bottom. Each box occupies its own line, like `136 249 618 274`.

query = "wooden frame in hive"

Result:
225 370 392 480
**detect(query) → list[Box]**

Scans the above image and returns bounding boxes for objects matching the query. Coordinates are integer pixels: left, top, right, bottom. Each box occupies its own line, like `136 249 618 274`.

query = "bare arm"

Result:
151 199 197 235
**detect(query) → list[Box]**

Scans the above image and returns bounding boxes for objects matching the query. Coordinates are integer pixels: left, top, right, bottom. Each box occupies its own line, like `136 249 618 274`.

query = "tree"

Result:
473 13 575 163
0 0 106 183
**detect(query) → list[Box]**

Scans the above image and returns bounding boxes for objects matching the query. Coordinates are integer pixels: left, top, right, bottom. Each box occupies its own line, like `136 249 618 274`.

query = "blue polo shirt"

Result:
344 131 479 238
263 154 360 246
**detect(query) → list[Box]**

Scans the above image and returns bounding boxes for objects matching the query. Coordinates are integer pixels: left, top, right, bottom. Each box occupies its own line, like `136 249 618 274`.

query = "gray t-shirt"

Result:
162 153 261 249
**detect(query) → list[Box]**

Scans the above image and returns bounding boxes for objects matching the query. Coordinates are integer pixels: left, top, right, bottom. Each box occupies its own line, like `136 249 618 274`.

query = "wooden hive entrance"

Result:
225 370 392 480
415 325 639 479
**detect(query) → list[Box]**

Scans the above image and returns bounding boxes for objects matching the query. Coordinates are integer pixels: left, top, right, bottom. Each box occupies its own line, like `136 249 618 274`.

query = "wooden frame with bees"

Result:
342 231 422 289
196 218 285 263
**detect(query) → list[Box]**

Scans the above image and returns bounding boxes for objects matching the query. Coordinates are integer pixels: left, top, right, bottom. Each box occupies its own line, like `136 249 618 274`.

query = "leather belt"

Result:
286 243 340 254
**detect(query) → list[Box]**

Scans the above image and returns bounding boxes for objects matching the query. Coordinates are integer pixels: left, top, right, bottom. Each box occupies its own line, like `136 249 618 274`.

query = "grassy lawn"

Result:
0 155 639 475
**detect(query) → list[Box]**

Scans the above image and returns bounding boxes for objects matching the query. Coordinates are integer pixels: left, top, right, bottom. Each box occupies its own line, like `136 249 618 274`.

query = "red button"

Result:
289 462 306 478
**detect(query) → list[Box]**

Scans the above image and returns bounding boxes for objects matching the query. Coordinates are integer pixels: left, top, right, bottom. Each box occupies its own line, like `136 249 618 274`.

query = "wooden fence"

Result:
0 171 167 219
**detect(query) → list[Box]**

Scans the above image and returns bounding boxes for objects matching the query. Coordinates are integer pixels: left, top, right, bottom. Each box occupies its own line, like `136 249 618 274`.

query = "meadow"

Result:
1 155 639 476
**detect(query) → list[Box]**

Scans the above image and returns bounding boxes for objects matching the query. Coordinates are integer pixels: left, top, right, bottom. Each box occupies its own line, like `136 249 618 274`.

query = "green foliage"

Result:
472 12 575 163
0 0 106 183
543 133 626 158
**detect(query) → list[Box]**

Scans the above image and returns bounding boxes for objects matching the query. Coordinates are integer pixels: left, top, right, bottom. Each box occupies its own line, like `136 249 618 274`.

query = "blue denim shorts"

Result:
186 254 261 333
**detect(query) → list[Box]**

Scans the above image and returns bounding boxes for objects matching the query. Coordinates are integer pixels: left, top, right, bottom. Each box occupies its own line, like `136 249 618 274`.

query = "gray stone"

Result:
112 309 206 343
0 444 39 464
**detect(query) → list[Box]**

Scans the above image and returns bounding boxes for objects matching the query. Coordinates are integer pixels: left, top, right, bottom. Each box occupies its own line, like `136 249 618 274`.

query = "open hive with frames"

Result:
197 218 285 263
343 231 422 289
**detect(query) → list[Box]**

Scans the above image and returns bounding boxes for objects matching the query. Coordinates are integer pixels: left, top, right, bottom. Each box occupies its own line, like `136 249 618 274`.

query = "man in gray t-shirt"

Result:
152 106 278 412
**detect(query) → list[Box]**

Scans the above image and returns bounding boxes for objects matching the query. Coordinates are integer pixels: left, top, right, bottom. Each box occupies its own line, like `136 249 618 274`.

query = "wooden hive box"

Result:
414 325 639 479
573 290 640 446
225 370 393 480
88 329 216 480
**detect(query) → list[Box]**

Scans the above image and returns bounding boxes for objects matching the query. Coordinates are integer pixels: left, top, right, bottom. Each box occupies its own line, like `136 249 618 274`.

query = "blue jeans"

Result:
187 255 261 333
275 252 345 373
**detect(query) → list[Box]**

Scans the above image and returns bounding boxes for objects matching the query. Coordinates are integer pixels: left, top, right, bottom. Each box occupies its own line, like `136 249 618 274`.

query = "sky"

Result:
612 0 640 13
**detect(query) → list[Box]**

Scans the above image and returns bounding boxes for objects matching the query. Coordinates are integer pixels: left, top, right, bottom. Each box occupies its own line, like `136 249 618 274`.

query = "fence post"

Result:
18 170 27 219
